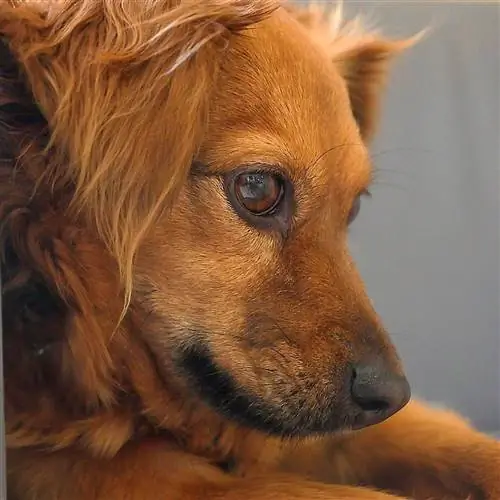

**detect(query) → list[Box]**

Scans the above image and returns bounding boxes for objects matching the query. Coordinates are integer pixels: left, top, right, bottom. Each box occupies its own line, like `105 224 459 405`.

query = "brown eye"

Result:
348 195 362 225
234 172 284 216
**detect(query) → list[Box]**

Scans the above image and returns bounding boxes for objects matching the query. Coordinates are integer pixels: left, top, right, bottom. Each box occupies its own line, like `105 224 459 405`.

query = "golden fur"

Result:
0 1 499 499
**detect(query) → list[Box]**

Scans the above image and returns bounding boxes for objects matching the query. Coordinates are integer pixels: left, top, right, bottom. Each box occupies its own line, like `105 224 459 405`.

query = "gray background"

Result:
301 1 500 432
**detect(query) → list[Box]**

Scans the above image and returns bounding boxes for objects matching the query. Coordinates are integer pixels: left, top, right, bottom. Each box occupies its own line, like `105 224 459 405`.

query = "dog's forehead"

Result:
202 8 371 191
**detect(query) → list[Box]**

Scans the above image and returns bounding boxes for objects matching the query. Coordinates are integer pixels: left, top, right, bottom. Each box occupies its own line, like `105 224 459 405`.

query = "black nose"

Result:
350 363 411 428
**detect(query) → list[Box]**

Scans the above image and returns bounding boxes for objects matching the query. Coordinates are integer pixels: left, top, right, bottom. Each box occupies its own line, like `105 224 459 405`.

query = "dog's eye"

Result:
224 167 292 233
347 190 371 225
347 195 362 225
233 172 284 216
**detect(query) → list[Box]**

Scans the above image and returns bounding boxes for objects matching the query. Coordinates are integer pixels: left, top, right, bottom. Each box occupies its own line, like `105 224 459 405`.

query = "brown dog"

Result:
1 1 499 499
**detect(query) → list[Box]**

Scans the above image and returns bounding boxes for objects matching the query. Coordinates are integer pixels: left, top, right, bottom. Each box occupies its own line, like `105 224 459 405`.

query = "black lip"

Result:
179 343 291 435
178 343 359 437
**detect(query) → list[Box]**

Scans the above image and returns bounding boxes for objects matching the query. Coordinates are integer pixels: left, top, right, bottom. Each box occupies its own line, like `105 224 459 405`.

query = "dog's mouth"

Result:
177 342 363 438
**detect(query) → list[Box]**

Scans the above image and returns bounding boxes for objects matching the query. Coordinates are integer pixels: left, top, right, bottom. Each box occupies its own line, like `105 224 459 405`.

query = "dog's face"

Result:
134 8 411 436
1 1 414 440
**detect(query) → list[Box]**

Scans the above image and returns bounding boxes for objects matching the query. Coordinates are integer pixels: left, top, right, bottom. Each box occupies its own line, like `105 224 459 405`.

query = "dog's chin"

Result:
178 343 356 438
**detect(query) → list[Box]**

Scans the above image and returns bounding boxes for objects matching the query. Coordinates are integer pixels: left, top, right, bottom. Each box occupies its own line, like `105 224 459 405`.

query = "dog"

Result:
1 1 499 499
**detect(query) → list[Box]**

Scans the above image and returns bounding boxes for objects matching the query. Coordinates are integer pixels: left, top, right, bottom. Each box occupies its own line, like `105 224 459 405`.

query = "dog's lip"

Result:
348 399 409 432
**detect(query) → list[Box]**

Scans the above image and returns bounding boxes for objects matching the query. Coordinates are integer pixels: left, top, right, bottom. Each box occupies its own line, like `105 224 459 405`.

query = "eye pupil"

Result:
234 172 283 215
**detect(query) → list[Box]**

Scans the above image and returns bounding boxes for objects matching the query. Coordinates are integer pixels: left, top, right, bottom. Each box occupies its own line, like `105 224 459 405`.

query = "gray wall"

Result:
329 2 500 431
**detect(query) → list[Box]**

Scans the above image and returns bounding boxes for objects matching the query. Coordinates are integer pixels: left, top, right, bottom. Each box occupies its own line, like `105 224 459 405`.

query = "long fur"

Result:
1 0 278 307
1 0 279 453
1 1 499 499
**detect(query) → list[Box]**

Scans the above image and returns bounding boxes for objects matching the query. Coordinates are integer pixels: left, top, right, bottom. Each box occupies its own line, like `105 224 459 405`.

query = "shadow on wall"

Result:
297 0 500 432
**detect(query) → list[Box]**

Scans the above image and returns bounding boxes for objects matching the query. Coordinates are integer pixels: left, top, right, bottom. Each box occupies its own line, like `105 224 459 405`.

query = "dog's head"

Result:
1 1 417 442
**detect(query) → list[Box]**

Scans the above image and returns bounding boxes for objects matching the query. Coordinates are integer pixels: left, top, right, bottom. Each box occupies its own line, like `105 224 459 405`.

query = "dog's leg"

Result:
7 440 408 500
282 400 500 500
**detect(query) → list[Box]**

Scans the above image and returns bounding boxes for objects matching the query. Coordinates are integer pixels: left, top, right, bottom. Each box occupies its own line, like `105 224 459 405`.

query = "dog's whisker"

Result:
371 146 436 159
308 142 365 171
370 179 411 193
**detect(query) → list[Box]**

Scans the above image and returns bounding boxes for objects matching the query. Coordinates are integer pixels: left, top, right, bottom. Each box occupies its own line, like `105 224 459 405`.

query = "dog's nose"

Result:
350 363 410 428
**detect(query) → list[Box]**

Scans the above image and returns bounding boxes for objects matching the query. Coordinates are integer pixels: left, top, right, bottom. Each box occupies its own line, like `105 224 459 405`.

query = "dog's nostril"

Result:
350 363 410 426
355 395 390 413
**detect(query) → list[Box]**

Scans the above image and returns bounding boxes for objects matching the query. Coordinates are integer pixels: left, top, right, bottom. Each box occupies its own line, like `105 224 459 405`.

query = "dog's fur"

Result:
1 1 499 499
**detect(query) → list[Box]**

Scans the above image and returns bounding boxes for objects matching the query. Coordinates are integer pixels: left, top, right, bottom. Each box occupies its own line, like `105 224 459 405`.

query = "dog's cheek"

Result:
135 185 281 330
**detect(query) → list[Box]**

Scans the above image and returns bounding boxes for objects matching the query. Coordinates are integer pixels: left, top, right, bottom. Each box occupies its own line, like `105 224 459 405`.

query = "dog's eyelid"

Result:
350 188 371 203
233 162 290 179
189 162 288 179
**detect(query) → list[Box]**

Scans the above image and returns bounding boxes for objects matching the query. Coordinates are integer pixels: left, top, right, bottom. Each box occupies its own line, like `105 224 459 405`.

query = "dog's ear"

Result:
0 27 126 449
286 4 423 142
0 0 278 300
331 32 418 142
